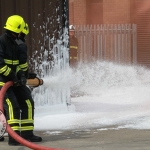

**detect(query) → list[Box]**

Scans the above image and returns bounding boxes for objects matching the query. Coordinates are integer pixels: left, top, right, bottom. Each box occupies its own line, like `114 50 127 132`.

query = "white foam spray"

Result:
34 61 150 130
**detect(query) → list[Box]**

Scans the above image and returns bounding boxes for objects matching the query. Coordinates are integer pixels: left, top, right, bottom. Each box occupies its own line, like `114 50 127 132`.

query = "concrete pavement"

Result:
1 128 150 150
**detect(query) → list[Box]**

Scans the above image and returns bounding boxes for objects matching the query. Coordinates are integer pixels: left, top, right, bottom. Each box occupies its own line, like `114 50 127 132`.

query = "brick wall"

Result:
69 0 131 25
103 0 131 24
69 0 87 25
69 1 74 24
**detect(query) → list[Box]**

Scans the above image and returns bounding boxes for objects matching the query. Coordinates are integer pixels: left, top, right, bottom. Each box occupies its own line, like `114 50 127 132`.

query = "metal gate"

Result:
75 24 137 65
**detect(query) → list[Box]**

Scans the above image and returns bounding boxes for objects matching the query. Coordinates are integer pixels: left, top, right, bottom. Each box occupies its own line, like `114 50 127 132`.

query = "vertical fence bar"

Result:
104 24 107 60
108 25 110 60
121 24 124 64
124 24 127 63
89 25 92 61
128 24 131 63
111 24 114 61
117 24 120 63
87 25 90 61
100 24 103 60
83 25 86 62
97 25 100 60
114 24 117 62
123 24 126 63
81 25 84 63
132 24 137 65
93 24 96 60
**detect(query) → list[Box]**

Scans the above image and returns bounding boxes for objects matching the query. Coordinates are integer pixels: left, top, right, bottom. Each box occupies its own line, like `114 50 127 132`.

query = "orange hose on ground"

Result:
0 81 67 150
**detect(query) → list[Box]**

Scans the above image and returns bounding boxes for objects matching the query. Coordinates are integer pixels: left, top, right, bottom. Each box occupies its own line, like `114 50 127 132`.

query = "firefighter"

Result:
0 15 42 145
69 25 78 67
14 23 42 142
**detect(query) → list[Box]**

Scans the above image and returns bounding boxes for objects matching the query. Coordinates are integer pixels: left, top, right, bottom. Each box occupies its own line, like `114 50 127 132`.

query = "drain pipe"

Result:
0 81 67 150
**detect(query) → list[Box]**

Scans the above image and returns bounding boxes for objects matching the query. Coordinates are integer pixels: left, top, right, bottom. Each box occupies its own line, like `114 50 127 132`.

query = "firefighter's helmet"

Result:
4 15 25 33
69 25 75 31
22 23 29 35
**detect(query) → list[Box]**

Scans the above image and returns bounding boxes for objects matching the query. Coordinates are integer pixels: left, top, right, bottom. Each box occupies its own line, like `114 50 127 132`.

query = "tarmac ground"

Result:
1 128 150 150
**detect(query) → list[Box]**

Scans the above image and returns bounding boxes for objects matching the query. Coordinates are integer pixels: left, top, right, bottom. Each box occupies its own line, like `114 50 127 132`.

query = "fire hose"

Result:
0 79 67 150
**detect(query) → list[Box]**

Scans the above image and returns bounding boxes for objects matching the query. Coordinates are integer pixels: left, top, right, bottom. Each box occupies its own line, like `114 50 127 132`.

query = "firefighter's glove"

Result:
28 72 37 79
20 74 27 86
13 76 20 87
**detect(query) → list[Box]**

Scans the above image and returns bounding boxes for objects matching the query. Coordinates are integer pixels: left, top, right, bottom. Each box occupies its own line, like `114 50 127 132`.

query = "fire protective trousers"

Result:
3 85 34 134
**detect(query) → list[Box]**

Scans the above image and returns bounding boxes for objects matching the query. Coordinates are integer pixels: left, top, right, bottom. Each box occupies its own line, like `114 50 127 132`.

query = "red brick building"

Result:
69 0 133 25
69 0 150 67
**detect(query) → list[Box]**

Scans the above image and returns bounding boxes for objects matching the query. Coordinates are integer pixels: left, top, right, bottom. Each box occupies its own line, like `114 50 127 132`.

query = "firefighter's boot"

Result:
0 137 4 141
8 131 21 146
21 131 42 142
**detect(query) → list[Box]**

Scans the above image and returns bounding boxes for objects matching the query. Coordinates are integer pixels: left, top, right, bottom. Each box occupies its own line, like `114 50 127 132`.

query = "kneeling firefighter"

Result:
0 15 42 145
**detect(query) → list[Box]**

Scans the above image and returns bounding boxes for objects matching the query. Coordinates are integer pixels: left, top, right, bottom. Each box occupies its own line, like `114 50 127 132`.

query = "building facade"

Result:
69 0 131 25
69 0 150 67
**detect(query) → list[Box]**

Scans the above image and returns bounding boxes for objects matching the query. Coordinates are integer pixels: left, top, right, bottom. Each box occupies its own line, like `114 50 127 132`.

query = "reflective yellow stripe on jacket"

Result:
4 59 19 65
16 66 21 73
3 67 11 76
70 46 78 49
0 82 5 86
0 65 8 74
70 57 78 60
19 62 28 71
16 62 28 73
0 59 19 77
